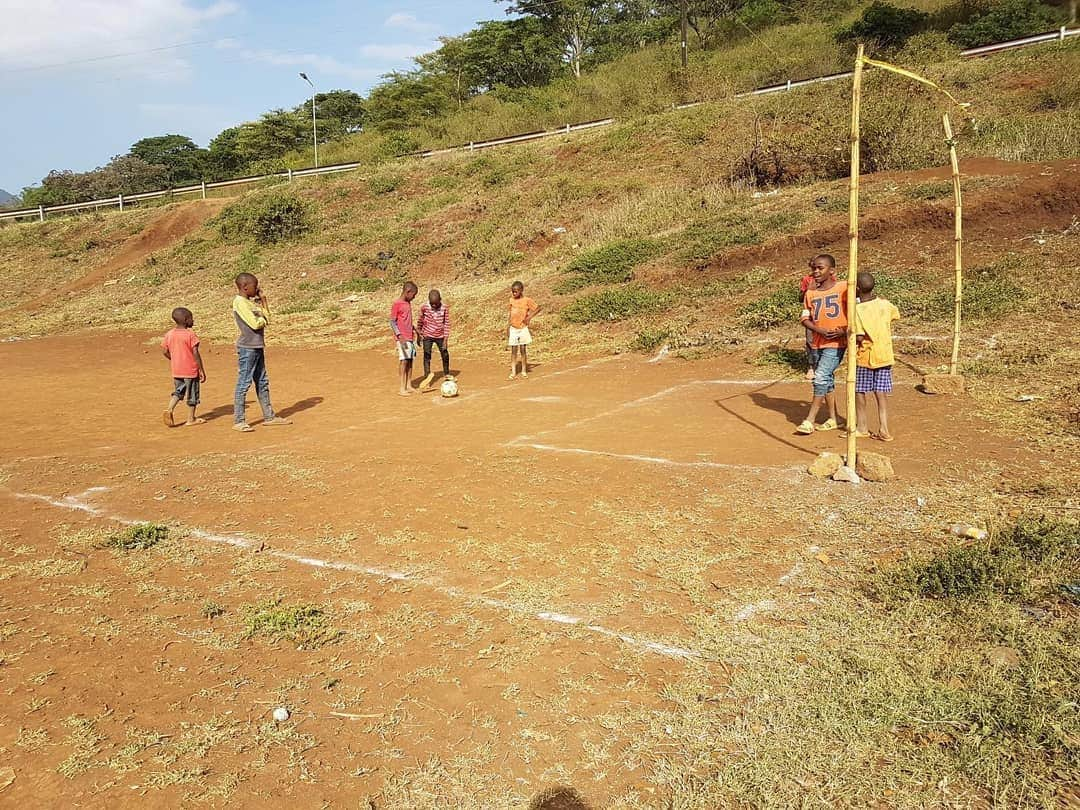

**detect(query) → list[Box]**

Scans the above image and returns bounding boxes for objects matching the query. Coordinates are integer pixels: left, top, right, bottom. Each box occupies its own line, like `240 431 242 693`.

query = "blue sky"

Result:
0 0 505 194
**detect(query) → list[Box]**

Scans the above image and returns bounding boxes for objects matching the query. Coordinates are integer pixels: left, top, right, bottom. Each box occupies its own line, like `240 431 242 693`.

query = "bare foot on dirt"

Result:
163 410 174 427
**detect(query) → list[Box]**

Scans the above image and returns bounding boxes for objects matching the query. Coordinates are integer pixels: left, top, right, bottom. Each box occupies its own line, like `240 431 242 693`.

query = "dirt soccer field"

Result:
0 331 1041 808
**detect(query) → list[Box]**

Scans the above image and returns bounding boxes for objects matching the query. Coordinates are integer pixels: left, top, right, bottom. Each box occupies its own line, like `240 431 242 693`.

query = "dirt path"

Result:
17 200 224 311
0 334 1026 806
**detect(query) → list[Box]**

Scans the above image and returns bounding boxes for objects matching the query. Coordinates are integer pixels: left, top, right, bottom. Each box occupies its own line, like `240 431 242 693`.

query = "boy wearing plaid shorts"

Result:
854 272 901 442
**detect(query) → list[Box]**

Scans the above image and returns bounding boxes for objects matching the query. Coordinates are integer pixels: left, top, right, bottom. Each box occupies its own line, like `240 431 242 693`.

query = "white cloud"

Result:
358 42 433 61
384 12 438 34
219 43 384 83
0 1 238 71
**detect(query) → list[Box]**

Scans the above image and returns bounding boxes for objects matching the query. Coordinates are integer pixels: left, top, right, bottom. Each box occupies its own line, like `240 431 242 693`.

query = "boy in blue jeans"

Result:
232 272 292 432
797 254 848 435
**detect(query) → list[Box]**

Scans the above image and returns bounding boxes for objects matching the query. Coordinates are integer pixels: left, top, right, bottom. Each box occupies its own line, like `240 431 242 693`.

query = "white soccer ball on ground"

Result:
440 376 459 398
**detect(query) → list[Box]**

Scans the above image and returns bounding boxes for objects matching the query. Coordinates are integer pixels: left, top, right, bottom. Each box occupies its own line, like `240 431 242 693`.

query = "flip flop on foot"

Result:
872 432 895 442
816 418 839 432
849 430 870 438
184 418 207 426
232 423 254 433
263 417 292 426
796 420 815 435
508 373 517 380
163 410 174 427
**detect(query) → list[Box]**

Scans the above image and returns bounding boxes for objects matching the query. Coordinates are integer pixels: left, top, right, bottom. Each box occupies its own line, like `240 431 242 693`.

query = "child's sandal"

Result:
796 420 815 435
232 423 255 433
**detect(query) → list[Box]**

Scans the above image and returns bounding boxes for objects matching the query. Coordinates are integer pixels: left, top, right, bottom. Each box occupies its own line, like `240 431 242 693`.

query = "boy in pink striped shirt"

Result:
417 289 451 391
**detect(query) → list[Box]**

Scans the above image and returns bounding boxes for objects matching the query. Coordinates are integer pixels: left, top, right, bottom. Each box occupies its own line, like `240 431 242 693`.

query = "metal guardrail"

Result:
1 27 1075 224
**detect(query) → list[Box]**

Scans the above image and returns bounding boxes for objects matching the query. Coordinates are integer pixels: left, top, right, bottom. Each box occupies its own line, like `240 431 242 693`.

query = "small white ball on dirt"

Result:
272 707 290 723
440 376 459 398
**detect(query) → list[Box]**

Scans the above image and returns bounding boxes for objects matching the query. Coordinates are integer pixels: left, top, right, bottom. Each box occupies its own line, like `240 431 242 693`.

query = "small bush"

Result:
373 132 419 163
561 286 673 323
243 599 340 648
947 0 1055 48
557 238 665 293
218 190 314 245
368 173 403 195
738 287 803 330
105 523 168 551
630 327 673 352
201 601 225 619
1004 516 1079 564
838 2 929 49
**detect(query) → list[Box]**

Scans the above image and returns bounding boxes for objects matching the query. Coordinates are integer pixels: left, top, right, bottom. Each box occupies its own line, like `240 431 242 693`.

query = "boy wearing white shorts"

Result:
507 280 539 380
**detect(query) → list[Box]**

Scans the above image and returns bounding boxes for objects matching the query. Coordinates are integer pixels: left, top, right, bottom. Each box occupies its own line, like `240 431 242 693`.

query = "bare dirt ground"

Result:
0 332 1030 807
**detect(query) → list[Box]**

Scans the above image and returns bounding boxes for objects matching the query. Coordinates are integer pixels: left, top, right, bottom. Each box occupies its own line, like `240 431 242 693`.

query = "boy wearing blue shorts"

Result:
854 272 901 441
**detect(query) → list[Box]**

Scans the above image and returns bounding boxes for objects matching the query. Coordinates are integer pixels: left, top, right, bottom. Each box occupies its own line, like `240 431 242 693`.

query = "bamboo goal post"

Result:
845 44 865 471
944 112 964 376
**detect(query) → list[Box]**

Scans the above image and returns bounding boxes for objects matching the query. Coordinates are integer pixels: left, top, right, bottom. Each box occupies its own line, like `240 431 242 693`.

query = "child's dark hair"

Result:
403 281 418 294
234 272 257 285
511 280 524 291
857 271 875 292
813 254 836 268
171 307 192 325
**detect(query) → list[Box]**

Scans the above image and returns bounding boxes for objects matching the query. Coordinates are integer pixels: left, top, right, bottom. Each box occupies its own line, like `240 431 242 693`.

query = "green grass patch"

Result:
556 238 665 293
878 517 1078 602
904 180 954 200
561 285 674 324
752 346 809 372
737 287 803 330
368 173 403 195
338 276 383 294
630 327 674 352
312 251 342 265
243 599 340 648
103 523 168 551
923 264 1028 320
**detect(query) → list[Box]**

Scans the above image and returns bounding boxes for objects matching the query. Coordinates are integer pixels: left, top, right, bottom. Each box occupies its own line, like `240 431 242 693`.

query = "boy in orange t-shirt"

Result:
507 280 539 380
796 254 847 435
161 306 207 427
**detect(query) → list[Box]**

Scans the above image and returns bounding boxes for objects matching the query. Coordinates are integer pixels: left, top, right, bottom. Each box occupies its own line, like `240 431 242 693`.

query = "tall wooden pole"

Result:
845 45 865 470
943 113 963 376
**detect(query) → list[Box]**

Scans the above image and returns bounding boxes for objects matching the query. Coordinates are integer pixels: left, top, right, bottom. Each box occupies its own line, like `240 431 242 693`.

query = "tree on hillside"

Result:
947 0 1056 47
501 0 608 78
21 156 168 206
292 89 367 140
418 19 563 98
365 70 454 132
206 127 246 179
235 109 310 165
129 134 207 186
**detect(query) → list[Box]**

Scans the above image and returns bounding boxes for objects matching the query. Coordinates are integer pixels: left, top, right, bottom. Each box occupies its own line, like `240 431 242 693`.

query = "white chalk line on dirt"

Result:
7 487 698 661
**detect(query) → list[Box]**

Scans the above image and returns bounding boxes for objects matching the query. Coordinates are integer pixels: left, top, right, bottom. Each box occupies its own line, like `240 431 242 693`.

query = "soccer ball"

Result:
440 376 459 398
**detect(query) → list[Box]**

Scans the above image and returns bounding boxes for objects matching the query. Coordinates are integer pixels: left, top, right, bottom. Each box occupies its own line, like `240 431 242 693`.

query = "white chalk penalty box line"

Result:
6 487 699 661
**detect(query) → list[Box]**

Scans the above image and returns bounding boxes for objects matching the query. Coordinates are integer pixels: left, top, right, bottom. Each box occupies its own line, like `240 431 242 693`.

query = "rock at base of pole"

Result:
808 452 843 478
855 451 895 482
832 465 861 484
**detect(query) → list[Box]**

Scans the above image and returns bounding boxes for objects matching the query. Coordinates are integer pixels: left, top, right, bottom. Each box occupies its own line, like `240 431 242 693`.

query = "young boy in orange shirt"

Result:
507 281 539 380
854 272 901 441
161 306 206 427
797 254 847 435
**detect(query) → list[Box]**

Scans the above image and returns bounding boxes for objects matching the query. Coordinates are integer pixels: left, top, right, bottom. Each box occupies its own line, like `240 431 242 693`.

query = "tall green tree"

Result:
206 127 245 179
365 70 454 132
501 0 609 78
128 134 207 186
235 109 309 164
292 89 367 140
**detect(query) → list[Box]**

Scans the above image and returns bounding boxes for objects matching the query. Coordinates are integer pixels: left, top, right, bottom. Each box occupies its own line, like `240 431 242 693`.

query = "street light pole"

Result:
299 72 319 168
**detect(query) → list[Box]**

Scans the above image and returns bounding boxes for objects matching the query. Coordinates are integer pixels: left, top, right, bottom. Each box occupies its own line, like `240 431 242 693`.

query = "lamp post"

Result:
299 72 318 168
